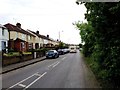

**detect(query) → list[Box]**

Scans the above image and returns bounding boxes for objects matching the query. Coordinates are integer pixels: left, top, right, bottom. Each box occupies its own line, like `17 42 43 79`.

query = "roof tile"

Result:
4 23 35 37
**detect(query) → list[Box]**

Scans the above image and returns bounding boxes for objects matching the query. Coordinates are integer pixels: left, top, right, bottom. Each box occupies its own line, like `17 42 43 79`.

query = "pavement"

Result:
2 56 46 74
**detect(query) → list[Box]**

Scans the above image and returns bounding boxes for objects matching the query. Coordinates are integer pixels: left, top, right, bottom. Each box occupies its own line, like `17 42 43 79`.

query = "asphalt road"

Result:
2 50 100 89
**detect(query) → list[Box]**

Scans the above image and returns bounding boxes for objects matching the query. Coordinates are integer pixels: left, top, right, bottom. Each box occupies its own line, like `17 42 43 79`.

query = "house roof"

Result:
0 24 7 29
15 38 26 42
28 30 60 43
28 30 50 40
4 23 35 37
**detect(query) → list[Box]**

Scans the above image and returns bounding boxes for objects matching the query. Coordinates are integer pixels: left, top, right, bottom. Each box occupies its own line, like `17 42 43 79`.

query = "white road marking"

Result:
47 61 59 68
34 73 42 77
23 72 47 89
18 83 26 88
62 57 66 60
7 72 47 90
7 72 39 90
7 57 68 89
52 62 60 68
47 57 66 68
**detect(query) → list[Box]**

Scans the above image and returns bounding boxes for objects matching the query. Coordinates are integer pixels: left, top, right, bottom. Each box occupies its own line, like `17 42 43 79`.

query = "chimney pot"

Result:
16 23 21 28
47 35 49 38
36 31 39 34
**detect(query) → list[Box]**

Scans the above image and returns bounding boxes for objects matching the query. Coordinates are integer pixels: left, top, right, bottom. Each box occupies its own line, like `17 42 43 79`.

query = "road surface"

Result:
2 50 100 89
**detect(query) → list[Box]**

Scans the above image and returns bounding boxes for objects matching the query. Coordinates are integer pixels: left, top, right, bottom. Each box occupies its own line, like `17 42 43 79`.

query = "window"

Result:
28 35 30 40
22 34 26 40
28 35 32 40
28 43 33 49
16 32 18 38
21 42 25 48
2 27 5 36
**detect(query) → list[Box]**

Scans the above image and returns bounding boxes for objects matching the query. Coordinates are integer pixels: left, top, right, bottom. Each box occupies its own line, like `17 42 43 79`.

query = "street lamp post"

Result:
58 31 60 41
59 31 63 41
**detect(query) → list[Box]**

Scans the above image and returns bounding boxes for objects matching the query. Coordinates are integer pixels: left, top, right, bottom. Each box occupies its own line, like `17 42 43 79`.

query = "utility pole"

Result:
59 31 60 41
58 30 63 41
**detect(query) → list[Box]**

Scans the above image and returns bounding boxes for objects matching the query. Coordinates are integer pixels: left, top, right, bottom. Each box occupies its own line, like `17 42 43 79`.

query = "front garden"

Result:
2 48 50 66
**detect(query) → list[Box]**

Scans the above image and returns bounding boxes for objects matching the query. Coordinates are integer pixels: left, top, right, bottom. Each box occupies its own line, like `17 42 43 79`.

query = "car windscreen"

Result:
71 48 74 50
48 51 54 54
58 49 62 51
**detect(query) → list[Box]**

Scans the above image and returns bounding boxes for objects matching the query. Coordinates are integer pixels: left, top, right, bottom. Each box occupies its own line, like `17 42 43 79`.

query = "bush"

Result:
8 48 15 52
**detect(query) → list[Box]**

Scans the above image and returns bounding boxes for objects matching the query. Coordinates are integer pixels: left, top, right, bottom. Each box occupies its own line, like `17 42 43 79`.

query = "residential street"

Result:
2 50 100 89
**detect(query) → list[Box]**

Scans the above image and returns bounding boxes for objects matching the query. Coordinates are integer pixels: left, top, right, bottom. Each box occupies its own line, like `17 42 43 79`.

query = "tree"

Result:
74 21 95 57
75 2 120 87
58 42 64 49
79 43 82 48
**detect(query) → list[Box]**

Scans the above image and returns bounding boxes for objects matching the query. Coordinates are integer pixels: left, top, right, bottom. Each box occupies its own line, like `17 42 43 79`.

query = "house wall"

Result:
10 31 27 41
0 27 9 52
34 37 40 49
27 30 42 49
0 28 9 40
39 38 44 48
0 40 8 52
10 31 29 51
10 31 17 40
19 33 27 41
43 39 48 44
26 35 33 43
0 40 2 51
51 41 55 46
14 41 20 51
14 41 27 52
26 35 35 49
34 37 44 48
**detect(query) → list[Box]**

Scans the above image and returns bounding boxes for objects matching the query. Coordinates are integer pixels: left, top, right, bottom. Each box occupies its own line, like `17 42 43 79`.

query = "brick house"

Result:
4 23 35 52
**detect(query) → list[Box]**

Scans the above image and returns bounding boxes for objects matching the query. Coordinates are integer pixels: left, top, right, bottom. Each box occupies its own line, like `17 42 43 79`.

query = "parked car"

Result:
63 48 70 54
46 50 59 58
58 49 64 55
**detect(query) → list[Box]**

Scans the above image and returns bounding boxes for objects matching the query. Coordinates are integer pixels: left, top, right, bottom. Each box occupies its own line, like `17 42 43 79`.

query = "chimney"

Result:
16 23 21 28
36 31 39 34
47 35 49 38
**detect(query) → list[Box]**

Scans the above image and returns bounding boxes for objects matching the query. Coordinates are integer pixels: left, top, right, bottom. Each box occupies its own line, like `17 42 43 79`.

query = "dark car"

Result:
46 50 59 59
58 49 65 55
63 48 70 54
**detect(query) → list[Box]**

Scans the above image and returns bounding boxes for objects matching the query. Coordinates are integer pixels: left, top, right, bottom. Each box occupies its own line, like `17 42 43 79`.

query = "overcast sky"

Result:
0 0 87 44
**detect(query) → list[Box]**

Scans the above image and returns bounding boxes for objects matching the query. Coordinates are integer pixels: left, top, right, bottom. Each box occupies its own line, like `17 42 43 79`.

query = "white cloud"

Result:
0 0 87 44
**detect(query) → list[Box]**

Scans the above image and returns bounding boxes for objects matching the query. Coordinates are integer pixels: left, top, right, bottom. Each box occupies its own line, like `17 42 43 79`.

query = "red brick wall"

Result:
14 41 27 52
14 41 20 51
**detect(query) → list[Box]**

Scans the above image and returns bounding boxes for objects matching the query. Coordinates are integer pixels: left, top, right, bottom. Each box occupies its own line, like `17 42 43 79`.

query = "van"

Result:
69 46 77 53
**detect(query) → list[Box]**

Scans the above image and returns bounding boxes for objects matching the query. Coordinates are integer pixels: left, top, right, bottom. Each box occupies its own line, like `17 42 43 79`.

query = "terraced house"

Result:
0 24 9 52
4 23 35 52
38 34 58 48
28 30 44 49
28 30 60 48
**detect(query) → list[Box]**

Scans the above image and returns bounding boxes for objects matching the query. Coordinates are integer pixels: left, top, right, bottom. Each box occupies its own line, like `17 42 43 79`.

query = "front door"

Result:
21 42 25 51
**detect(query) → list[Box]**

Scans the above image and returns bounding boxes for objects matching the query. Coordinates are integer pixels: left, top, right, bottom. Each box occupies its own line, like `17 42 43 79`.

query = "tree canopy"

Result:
75 2 120 87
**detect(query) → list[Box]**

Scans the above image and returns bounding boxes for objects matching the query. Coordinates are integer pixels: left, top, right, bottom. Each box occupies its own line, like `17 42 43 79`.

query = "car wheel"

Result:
54 55 57 58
